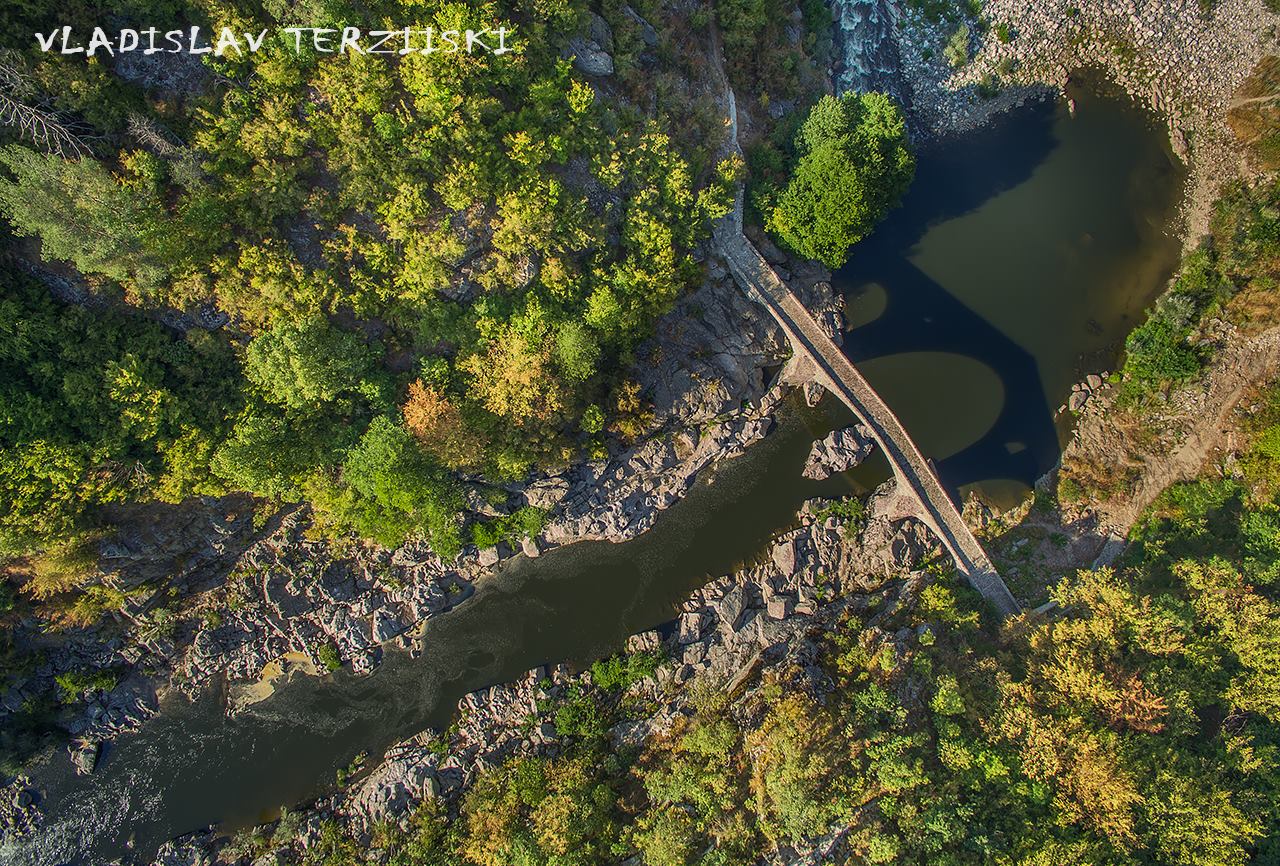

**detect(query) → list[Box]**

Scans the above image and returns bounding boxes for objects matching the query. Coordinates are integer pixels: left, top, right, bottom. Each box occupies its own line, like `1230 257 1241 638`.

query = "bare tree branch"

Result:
0 90 92 158
127 112 185 158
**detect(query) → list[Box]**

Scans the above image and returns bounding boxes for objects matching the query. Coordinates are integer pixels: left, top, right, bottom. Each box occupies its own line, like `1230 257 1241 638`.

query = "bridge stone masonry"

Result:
712 213 1021 617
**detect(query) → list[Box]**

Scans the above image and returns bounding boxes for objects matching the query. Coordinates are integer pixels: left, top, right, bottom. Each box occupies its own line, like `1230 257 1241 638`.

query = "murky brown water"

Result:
5 84 1184 865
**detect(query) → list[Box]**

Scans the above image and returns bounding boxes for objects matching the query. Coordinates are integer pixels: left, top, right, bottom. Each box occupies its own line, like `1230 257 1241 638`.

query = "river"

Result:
4 83 1183 865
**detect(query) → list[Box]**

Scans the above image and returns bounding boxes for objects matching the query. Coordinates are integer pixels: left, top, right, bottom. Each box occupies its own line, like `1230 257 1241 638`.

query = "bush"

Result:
943 24 971 67
553 687 609 741
316 642 342 672
930 675 966 716
54 668 119 703
1120 295 1203 396
24 542 98 600
1118 247 1235 400
590 649 664 691
471 506 547 550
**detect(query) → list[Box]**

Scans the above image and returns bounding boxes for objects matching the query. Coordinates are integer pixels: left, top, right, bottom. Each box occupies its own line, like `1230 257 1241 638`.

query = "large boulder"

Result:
343 737 441 827
715 585 751 635
772 538 798 575
524 477 570 511
564 15 614 77
70 739 99 776
802 425 875 480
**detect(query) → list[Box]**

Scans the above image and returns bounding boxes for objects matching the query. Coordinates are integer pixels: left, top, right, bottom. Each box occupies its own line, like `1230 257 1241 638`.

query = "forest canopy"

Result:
0 0 906 588
0 0 757 559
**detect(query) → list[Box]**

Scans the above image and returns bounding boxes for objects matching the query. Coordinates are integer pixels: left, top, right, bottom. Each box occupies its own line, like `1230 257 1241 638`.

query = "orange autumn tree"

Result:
402 380 483 471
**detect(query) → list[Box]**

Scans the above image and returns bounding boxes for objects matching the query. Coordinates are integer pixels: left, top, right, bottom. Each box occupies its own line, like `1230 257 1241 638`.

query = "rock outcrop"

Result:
144 480 939 865
564 13 615 76
801 424 875 480
0 776 41 845
177 508 474 694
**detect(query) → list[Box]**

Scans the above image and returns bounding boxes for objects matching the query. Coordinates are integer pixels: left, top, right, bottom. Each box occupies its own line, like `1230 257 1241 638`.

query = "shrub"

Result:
590 649 664 691
316 642 342 672
24 541 98 600
553 687 608 740
943 24 971 67
471 506 547 549
930 675 966 716
54 668 119 703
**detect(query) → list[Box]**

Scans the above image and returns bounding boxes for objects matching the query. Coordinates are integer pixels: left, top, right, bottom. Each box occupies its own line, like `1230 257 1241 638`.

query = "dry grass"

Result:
1058 409 1161 505
1227 55 1280 170
1226 279 1280 334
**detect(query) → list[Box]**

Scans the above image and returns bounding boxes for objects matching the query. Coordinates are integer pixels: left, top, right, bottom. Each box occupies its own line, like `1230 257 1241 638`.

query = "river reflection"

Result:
836 81 1184 508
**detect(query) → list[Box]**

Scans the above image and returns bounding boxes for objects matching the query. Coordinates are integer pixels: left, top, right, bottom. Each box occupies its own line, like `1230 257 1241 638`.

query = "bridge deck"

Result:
705 51 1019 616
712 219 1021 617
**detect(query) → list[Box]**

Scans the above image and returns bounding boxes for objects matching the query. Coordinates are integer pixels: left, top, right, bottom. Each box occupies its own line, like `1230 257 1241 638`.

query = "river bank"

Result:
883 0 1276 233
143 477 940 866
0 247 844 761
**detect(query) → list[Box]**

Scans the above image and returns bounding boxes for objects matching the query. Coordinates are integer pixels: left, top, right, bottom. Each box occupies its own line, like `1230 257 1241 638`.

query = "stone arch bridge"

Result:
713 209 1020 616
706 81 1019 616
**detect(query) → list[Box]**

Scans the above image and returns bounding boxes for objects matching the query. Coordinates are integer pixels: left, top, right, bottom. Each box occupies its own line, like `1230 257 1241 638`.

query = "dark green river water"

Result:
4 83 1184 865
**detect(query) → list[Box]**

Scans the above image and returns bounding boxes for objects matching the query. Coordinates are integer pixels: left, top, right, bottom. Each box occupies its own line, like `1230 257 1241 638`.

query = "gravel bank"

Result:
888 0 1278 233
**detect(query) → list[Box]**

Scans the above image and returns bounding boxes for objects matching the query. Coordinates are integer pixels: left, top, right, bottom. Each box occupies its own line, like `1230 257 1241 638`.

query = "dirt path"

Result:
1098 325 1280 535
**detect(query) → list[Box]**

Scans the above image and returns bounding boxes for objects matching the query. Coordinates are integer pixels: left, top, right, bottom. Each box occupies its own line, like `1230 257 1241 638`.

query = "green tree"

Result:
318 417 463 556
244 318 382 412
553 321 601 383
766 92 915 268
0 146 180 297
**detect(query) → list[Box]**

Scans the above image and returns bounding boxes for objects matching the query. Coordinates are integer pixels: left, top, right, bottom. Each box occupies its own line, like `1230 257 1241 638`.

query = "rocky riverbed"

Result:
0 233 844 827
141 474 939 866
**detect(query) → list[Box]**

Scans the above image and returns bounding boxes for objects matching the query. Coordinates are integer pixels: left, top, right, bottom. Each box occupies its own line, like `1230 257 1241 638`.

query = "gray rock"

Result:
70 740 99 776
677 610 706 644
344 735 441 827
477 547 500 568
802 425 875 480
587 12 613 50
623 5 659 46
766 595 795 620
152 839 214 866
682 641 709 666
371 611 403 644
524 477 570 510
772 539 798 575
716 586 751 634
626 630 661 653
565 36 614 76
